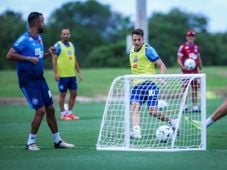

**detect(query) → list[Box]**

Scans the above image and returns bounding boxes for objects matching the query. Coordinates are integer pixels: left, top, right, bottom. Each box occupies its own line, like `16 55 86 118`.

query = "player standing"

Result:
129 28 178 139
6 12 75 151
50 29 83 120
177 30 203 112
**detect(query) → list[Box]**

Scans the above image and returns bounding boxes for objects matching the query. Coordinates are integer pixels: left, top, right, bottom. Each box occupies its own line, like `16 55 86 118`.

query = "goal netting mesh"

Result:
96 74 206 151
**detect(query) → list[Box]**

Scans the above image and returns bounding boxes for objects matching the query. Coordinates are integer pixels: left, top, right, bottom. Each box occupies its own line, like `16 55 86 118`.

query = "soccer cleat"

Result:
183 105 189 113
130 126 142 139
54 141 75 149
130 131 142 139
192 105 200 112
25 143 40 151
68 114 80 120
170 119 180 135
170 119 179 130
60 115 72 120
184 116 201 130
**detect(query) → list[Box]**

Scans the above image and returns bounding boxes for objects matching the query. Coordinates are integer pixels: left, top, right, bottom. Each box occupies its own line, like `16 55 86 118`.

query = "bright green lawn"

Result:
0 66 227 97
0 99 227 170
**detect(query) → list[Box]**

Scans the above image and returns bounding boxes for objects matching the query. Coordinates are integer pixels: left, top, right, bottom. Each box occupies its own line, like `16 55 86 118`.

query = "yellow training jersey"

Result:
57 41 76 77
129 44 156 75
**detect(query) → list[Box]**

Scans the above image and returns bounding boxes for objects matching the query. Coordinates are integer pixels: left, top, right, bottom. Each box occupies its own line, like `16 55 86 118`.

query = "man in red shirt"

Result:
177 30 203 112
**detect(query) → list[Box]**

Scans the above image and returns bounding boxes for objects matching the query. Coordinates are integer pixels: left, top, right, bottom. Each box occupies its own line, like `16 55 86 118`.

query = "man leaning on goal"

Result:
129 28 178 139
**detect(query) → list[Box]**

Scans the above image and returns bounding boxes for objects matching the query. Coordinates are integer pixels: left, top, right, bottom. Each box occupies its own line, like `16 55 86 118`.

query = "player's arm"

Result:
43 51 51 58
177 56 185 70
145 45 166 74
49 45 59 81
197 54 203 72
75 57 83 81
51 54 59 81
73 44 83 81
6 48 38 64
177 45 186 70
155 59 166 74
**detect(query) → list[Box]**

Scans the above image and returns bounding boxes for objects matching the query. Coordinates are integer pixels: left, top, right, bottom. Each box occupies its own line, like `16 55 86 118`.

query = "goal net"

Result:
96 74 206 152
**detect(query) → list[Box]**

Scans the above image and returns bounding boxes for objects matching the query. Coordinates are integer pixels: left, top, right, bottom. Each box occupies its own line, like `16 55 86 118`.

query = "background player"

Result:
51 28 83 120
177 30 203 112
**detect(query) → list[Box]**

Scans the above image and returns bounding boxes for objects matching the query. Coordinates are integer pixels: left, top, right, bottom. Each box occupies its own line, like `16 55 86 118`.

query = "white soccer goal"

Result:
96 74 206 152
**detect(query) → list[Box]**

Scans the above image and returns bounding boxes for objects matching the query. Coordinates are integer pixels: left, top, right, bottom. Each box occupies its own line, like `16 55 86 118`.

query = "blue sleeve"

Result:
54 43 61 56
12 35 27 52
145 46 160 62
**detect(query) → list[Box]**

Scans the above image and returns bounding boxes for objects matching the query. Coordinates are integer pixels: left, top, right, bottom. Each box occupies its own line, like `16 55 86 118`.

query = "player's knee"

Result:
46 105 55 115
70 91 77 98
36 107 45 116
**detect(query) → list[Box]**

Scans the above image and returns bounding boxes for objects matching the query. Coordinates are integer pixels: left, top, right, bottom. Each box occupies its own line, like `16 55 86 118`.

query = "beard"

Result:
38 27 44 34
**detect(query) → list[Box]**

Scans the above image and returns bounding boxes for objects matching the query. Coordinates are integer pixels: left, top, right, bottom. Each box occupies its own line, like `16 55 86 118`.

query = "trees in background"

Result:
0 1 226 69
0 11 26 69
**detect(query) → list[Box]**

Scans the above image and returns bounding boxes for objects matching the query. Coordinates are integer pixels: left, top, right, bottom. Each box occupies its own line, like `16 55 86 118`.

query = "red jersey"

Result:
177 42 200 73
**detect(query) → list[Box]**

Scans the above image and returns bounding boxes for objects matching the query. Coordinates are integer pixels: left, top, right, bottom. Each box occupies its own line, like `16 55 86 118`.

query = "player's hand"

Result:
27 57 39 64
78 73 83 82
55 74 60 81
48 46 56 55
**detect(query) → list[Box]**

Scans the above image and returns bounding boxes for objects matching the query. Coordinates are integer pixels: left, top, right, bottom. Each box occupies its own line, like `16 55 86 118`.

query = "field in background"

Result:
0 99 227 170
0 66 227 98
0 67 227 169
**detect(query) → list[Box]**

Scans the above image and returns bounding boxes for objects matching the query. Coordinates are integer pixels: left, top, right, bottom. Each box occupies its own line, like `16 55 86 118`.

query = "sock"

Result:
206 117 214 128
60 110 67 116
52 132 62 144
133 125 141 133
27 133 37 145
67 110 72 115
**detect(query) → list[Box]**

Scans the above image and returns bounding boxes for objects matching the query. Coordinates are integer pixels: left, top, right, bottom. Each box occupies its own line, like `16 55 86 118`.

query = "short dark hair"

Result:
28 12 43 27
131 28 144 37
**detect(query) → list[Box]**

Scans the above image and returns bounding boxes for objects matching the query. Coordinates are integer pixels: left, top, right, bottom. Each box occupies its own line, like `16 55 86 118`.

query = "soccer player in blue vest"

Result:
129 28 178 139
6 12 75 151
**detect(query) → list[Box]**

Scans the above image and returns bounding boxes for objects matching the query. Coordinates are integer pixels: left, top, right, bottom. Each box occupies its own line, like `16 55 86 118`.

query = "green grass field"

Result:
1 66 227 97
0 99 227 170
0 67 227 170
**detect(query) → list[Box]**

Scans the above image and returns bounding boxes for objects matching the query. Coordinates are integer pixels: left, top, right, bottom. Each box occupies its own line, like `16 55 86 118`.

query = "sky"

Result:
0 0 226 33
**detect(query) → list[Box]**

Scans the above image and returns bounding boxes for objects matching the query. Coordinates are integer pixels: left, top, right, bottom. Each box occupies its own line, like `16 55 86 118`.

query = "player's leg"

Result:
146 82 178 129
130 84 143 139
131 102 141 127
206 99 227 127
182 78 189 112
42 79 75 149
67 77 80 120
58 78 71 120
21 86 46 151
191 79 200 112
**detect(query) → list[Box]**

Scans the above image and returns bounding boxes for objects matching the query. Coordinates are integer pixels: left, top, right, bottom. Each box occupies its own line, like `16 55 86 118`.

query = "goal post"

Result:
96 74 206 152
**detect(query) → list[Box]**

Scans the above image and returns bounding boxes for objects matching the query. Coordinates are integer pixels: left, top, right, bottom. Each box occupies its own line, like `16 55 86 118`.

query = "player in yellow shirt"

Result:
51 28 83 120
129 28 178 139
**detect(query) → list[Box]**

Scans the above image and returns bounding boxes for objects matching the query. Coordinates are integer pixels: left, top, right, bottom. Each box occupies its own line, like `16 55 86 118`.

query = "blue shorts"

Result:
58 77 77 92
130 81 159 107
21 79 53 110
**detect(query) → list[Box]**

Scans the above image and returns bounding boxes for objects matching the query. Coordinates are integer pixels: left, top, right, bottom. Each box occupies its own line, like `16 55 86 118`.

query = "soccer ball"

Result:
155 125 173 143
184 58 196 71
157 100 168 111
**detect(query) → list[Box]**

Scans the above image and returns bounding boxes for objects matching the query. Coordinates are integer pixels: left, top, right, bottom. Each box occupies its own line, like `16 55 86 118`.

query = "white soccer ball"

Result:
155 125 173 143
184 58 196 71
157 100 168 111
